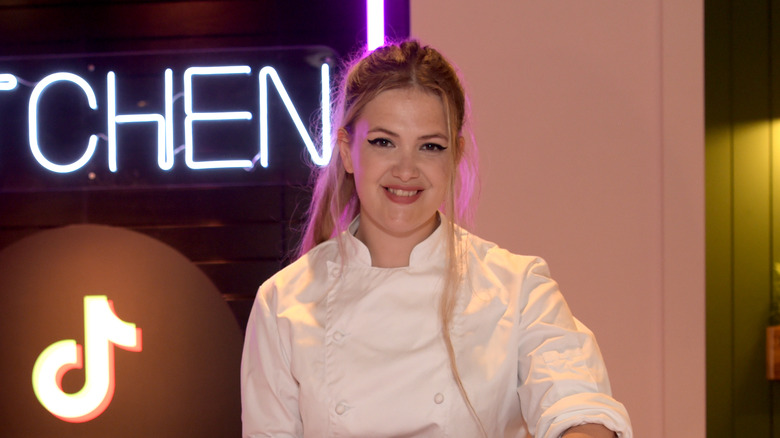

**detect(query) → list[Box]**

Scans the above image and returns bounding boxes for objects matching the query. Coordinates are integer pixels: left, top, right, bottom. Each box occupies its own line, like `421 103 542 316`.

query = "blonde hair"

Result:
298 40 482 434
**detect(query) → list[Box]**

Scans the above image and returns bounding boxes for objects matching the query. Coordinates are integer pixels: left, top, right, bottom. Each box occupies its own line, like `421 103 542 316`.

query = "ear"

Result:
338 128 354 174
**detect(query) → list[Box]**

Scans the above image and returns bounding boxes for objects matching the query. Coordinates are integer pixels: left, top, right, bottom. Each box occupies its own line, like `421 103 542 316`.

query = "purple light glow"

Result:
366 0 385 51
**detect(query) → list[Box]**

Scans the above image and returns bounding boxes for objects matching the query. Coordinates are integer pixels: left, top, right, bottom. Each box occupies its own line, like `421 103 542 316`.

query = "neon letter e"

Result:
32 295 142 422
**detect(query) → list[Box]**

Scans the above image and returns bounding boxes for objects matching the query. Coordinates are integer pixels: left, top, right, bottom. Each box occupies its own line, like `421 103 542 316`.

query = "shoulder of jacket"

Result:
258 239 339 304
462 230 548 278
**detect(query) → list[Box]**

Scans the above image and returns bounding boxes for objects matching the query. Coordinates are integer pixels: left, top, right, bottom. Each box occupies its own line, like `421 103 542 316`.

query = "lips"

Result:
383 186 422 204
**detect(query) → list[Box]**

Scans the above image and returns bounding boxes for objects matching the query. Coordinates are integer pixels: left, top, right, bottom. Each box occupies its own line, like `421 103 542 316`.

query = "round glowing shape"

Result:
1 225 242 434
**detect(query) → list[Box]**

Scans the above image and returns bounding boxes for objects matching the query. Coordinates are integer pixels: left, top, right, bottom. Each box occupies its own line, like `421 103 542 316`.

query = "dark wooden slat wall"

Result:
0 0 410 332
0 183 311 332
0 1 381 55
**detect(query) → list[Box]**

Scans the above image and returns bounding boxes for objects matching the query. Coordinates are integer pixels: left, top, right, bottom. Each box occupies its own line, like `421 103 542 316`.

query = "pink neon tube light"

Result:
366 0 385 50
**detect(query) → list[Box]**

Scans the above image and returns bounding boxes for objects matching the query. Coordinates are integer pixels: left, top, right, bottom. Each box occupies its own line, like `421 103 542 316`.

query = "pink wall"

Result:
411 1 705 437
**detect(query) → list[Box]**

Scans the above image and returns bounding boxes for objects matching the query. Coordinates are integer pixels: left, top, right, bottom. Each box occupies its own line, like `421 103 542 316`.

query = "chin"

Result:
383 214 437 235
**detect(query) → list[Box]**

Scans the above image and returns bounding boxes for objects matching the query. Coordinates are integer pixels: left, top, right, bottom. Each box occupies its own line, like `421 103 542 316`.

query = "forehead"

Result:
356 87 448 132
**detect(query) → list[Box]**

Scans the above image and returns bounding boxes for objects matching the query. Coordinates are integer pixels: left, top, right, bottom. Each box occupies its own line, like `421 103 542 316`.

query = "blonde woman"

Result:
241 40 632 438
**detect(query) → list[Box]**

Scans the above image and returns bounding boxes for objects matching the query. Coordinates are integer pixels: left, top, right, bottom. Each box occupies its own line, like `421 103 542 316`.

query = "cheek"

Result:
429 159 453 190
350 150 366 181
350 151 377 196
353 148 385 181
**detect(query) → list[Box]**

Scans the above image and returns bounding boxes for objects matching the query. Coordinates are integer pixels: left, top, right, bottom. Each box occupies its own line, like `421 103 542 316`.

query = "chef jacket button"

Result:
335 402 347 415
434 393 445 404
333 331 345 342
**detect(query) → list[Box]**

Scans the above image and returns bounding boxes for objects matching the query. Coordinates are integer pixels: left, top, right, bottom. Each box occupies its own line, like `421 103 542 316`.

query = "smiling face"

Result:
339 87 455 257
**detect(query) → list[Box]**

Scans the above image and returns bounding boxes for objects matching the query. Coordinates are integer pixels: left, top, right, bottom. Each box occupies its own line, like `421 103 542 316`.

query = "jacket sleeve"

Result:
241 280 303 438
515 257 633 438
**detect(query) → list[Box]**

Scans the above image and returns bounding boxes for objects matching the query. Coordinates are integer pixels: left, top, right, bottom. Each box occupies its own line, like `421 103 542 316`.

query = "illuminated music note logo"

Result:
31 295 142 422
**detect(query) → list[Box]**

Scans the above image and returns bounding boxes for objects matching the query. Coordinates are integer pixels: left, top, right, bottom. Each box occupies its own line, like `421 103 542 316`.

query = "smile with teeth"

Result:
385 187 420 197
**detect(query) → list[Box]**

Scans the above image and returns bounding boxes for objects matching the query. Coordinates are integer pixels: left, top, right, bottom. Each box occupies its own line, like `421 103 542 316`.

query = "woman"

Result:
241 40 632 438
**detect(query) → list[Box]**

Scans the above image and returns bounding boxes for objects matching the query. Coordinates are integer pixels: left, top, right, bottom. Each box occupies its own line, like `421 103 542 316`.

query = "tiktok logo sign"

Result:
0 225 242 436
31 295 142 423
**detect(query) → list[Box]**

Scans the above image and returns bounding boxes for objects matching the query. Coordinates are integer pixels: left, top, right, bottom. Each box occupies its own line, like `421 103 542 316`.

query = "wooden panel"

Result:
201 260 282 333
731 0 772 433
0 226 51 249
771 0 780 434
85 187 288 225
0 192 88 226
132 224 283 261
0 187 285 225
704 0 735 434
0 185 310 232
732 123 772 436
197 260 281 297
705 0 780 435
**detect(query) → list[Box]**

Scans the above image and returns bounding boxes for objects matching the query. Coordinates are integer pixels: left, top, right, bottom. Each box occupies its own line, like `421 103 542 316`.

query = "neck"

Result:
354 214 439 268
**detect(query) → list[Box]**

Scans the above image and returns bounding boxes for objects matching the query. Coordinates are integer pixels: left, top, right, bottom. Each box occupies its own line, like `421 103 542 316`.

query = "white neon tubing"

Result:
164 68 174 170
258 65 332 168
28 73 99 173
107 71 173 172
0 73 17 91
320 63 332 166
184 66 253 169
32 296 142 423
367 0 385 51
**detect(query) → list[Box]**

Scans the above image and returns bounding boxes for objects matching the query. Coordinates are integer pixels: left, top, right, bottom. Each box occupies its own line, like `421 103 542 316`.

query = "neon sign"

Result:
16 63 331 174
0 72 18 91
0 46 335 189
31 295 142 423
28 73 100 173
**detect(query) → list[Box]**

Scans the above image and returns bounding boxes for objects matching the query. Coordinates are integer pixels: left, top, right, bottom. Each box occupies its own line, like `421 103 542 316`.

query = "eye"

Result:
420 143 447 152
367 138 393 147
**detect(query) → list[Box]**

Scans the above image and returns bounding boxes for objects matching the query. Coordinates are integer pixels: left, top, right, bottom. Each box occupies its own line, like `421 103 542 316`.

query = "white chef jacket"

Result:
241 218 633 437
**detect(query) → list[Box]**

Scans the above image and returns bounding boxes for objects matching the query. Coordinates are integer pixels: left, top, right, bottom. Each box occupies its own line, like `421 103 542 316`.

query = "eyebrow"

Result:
418 133 448 141
367 127 448 141
367 127 398 137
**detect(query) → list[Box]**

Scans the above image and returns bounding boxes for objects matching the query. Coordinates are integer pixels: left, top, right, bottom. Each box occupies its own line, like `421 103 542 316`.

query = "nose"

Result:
391 150 419 181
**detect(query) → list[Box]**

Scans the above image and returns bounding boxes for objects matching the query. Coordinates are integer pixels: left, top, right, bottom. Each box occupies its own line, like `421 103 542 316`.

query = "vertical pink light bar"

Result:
366 0 385 50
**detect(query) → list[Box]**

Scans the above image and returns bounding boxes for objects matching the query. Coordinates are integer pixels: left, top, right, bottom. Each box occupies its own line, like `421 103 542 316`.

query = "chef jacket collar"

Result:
343 213 447 268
